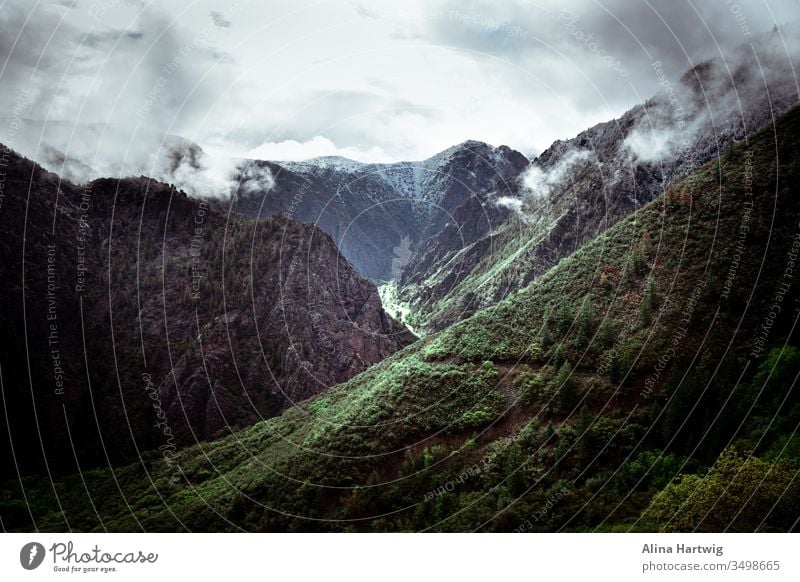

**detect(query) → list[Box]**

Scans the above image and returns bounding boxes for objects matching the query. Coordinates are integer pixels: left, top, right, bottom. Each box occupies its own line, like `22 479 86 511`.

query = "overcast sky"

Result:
1 0 799 165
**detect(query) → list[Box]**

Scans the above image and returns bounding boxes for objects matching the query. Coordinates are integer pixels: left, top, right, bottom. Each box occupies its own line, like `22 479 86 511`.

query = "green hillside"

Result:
5 106 800 533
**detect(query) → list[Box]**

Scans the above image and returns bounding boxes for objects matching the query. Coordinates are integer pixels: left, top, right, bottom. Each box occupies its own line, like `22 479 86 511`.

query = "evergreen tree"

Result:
553 361 576 412
597 317 616 349
640 275 658 323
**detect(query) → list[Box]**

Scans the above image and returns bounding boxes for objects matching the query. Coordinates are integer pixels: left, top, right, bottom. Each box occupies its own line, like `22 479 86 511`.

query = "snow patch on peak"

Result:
422 140 491 166
281 156 366 174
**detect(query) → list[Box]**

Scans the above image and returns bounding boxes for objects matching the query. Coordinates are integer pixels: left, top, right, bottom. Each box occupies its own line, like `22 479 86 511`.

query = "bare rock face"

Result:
225 141 528 282
395 28 800 332
0 147 414 477
157 215 415 441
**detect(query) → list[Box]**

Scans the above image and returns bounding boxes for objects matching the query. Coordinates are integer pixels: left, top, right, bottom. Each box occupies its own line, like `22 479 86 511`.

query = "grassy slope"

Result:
5 106 800 532
399 212 554 330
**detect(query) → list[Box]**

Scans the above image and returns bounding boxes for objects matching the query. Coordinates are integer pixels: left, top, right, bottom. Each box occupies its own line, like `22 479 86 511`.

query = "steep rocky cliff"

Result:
225 141 528 281
0 146 414 478
395 26 800 332
14 103 800 533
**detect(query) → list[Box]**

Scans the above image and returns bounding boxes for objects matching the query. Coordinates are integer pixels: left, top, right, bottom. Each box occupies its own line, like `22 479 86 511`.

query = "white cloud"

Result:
522 149 594 199
1 0 797 178
623 128 677 164
163 150 274 199
495 196 523 212
245 136 393 163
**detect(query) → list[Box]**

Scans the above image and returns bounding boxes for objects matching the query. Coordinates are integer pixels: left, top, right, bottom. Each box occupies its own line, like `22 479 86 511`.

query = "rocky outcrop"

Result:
226 141 528 281
395 26 800 332
0 146 414 477
156 216 415 442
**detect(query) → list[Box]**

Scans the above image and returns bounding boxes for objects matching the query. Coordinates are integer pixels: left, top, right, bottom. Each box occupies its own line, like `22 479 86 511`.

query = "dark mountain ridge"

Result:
207 140 528 281
394 25 800 332
8 99 800 533
0 144 413 479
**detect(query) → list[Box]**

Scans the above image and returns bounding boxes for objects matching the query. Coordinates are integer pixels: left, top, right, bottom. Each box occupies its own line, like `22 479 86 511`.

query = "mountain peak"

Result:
424 139 528 168
280 155 366 173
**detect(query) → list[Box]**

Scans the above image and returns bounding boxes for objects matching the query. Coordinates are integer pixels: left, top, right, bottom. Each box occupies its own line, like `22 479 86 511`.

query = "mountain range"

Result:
0 149 413 478
5 99 800 532
1 26 800 533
